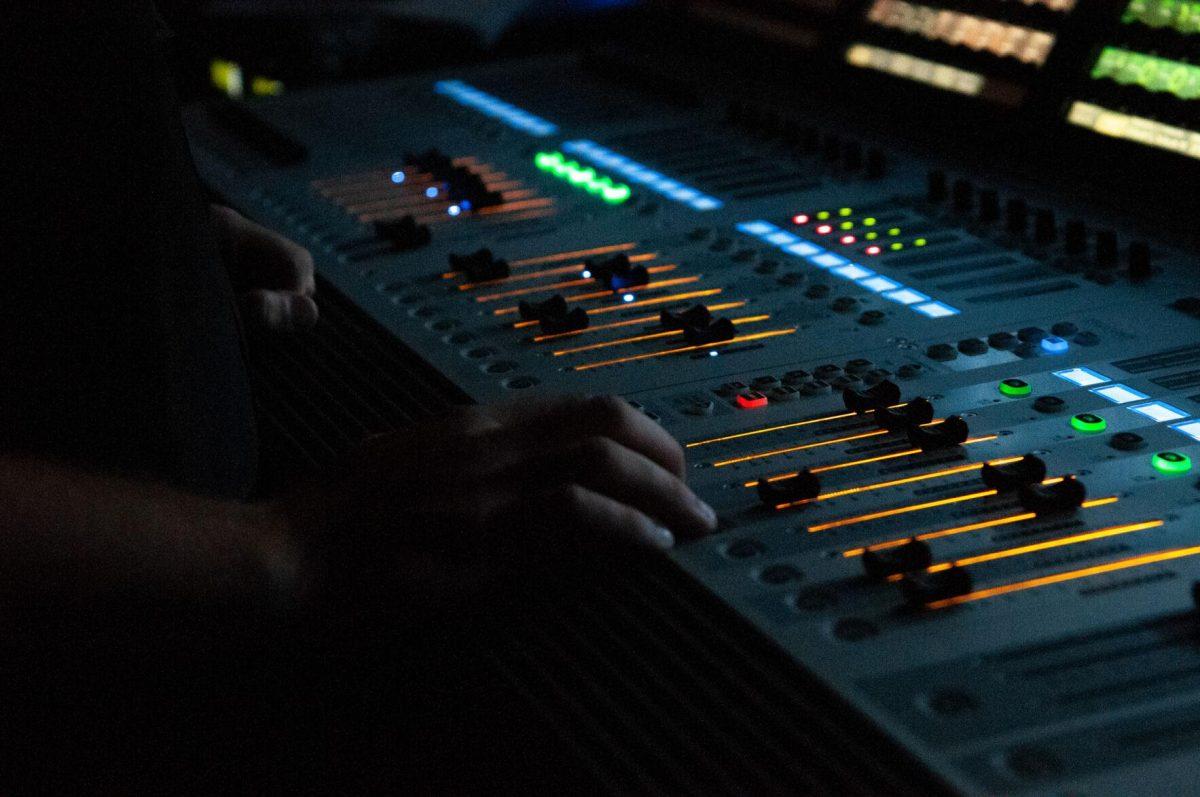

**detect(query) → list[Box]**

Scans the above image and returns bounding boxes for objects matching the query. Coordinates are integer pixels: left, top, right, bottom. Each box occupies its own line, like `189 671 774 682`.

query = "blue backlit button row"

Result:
562 141 723 211
737 221 960 320
434 80 558 136
1056 366 1199 431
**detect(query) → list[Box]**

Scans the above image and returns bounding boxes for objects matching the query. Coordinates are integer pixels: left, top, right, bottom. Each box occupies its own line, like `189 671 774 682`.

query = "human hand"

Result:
211 205 319 332
282 395 717 611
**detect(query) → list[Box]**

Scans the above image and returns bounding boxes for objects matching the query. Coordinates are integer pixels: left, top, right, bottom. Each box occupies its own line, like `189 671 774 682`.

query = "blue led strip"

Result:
561 140 723 211
434 80 558 136
736 220 960 319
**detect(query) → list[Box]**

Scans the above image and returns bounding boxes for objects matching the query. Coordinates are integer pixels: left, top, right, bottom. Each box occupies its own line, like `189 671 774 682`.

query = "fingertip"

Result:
291 294 319 328
646 525 675 550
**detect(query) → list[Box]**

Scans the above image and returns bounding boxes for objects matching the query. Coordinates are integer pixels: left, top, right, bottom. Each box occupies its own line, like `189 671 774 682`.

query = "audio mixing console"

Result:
187 2 1200 791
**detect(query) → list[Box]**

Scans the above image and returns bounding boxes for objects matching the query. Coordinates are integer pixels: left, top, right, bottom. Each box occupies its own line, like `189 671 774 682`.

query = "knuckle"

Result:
580 435 620 468
589 394 633 434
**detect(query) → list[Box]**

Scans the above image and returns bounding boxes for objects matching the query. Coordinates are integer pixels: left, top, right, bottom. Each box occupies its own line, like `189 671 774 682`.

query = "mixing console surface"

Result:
189 40 1200 793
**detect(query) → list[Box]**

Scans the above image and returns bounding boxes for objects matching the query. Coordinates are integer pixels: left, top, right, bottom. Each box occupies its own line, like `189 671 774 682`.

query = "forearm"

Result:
0 455 301 617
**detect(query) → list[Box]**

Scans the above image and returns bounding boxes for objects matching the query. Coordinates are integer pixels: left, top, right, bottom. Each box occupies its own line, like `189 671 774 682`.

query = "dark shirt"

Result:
1 2 258 497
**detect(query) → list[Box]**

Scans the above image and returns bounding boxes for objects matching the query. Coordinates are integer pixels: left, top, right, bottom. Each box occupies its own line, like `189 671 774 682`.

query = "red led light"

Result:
840 235 857 245
736 391 770 410
865 245 882 255
815 224 833 235
792 214 811 225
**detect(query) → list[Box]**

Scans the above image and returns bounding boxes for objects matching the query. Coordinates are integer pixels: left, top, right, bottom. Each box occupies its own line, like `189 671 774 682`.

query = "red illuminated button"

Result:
736 391 769 409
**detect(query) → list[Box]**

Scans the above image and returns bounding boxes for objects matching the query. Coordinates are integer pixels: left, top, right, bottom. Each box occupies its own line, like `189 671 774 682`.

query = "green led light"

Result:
1092 46 1200 101
863 217 877 226
566 164 596 185
1071 413 1108 434
817 211 831 220
914 237 928 247
866 231 879 240
534 151 562 171
584 176 608 195
888 227 901 236
601 183 632 205
998 378 1031 397
1123 0 1200 36
1152 450 1193 475
890 242 904 251
838 207 853 216
839 221 854 230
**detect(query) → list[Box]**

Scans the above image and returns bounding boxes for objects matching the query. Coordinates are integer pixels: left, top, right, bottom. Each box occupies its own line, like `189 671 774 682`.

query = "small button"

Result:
1051 321 1078 337
1018 327 1047 343
736 391 769 409
858 310 886 326
1110 431 1145 451
768 385 800 402
1040 336 1069 355
988 332 1018 350
759 564 803 585
814 364 843 380
805 284 831 299
800 379 831 396
957 338 988 356
783 369 811 385
862 368 891 386
754 260 780 275
778 272 805 286
715 381 749 396
709 237 732 252
845 358 873 374
1073 331 1100 347
999 378 1032 397
725 539 765 559
897 363 924 379
752 375 780 388
1071 413 1107 433
831 296 859 313
926 343 957 361
831 374 861 390
1033 395 1065 413
732 248 757 262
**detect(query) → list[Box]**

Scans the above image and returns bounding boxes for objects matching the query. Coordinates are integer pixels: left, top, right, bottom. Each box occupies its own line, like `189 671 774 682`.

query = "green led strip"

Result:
1092 47 1200 101
534 151 632 205
1123 0 1200 35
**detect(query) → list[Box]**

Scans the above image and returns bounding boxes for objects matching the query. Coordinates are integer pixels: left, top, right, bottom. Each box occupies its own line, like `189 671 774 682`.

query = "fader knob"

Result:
1095 230 1118 270
1018 475 1086 514
374 215 431 251
1065 220 1087 255
862 539 932 581
952 179 973 213
927 170 947 203
981 455 1047 492
874 397 935 432
1005 198 1028 236
756 470 820 507
1129 241 1151 282
843 379 901 414
448 248 509 282
1034 209 1057 245
978 189 1000 224
907 415 969 451
901 566 972 607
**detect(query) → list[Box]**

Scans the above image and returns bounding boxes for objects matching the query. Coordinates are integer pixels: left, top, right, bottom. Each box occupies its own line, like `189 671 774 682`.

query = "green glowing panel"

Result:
1152 450 1193 474
999 378 1032 397
534 153 630 205
1091 47 1200 101
1124 0 1200 35
1071 412 1108 433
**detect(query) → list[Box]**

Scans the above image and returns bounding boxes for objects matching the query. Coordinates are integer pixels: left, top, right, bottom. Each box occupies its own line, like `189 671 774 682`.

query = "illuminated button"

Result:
1128 402 1188 423
1070 413 1107 434
1152 451 1192 476
1171 420 1200 442
1091 384 1148 404
736 391 769 409
998 378 1031 397
1040 336 1069 355
1053 367 1110 387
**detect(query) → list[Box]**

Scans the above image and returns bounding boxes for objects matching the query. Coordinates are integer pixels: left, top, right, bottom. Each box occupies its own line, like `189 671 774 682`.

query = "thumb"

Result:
240 290 319 331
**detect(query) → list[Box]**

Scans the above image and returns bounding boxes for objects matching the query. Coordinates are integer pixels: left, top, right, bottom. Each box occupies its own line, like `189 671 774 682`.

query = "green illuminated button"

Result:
1152 451 1192 475
1071 413 1107 433
534 151 563 171
601 183 632 205
999 378 1032 397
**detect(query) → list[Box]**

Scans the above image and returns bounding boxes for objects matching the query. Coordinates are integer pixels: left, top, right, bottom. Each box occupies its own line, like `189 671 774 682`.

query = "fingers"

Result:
240 290 319 332
487 394 687 480
544 484 676 551
563 436 716 539
214 205 317 296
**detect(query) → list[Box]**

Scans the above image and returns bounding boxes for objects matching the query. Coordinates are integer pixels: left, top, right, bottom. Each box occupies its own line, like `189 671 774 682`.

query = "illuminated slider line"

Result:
923 520 1164 573
511 289 725 328
551 315 769 357
572 328 797 372
842 496 1119 557
445 243 639 279
479 209 557 225
775 456 1023 510
457 253 659 290
493 276 702 315
807 477 1065 533
363 199 556 223
711 429 891 468
744 434 999 487
530 302 747 342
925 540 1197 611
476 198 556 216
688 410 870 448
473 266 679 302
337 179 520 209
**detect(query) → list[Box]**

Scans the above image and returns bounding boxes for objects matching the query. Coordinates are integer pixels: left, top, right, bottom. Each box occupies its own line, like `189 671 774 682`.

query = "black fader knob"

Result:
1006 198 1028 236
874 397 935 432
1019 475 1086 514
907 415 969 451
1129 241 1151 283
862 539 933 581
901 566 972 607
981 455 1047 492
374 215 431 251
927 170 947 203
519 294 568 322
449 248 509 282
757 470 821 507
843 379 902 414
661 304 712 330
